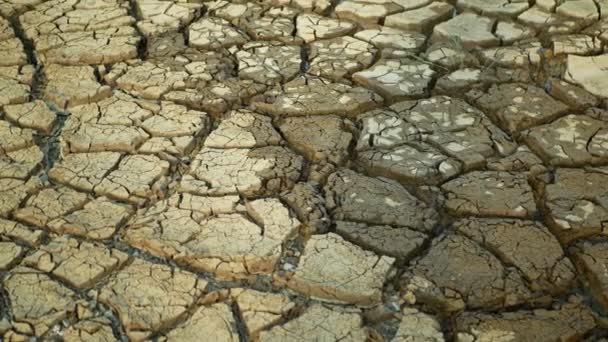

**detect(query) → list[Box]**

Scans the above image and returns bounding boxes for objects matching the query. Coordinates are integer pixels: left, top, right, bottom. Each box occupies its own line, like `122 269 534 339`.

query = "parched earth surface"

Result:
1 0 608 341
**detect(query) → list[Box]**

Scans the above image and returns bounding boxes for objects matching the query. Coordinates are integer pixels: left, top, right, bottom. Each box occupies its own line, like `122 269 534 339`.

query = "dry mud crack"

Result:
1 0 608 341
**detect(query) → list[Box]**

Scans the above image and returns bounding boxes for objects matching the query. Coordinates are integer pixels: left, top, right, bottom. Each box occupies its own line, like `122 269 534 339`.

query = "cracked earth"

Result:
1 0 608 341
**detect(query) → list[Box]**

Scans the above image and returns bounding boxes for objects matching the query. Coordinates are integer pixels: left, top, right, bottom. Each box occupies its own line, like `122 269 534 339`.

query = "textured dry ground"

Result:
0 0 608 341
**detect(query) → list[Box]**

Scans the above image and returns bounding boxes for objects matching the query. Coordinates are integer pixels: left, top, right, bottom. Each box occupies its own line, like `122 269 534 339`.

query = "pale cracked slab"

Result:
357 96 516 171
182 146 302 197
474 83 569 134
353 58 436 103
49 152 122 192
47 197 132 240
454 218 576 293
296 13 355 43
44 64 112 109
334 0 405 27
95 154 170 204
204 109 281 149
0 73 31 106
478 39 542 69
522 114 608 167
4 266 82 337
385 2 454 33
230 289 295 337
19 0 140 64
135 0 203 37
0 119 35 154
14 186 88 227
258 304 367 341
432 13 499 48
164 303 238 341
98 258 207 340
279 115 353 164
283 233 393 305
335 221 428 260
22 236 129 289
252 77 383 117
455 300 596 341
3 100 56 134
0 241 23 270
355 26 426 57
0 218 45 246
188 17 248 49
541 167 608 243
110 52 233 101
308 36 377 81
325 169 438 232
0 177 40 217
401 233 535 312
442 171 536 218
62 314 117 342
551 34 602 56
394 308 445 342
235 42 301 85
125 194 299 279
0 145 43 179
574 240 608 310
565 54 608 99
0 17 27 66
457 0 529 18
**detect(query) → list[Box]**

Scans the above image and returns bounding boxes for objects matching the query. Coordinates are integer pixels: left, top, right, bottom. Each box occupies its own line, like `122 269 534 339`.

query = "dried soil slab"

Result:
279 115 353 164
245 14 302 44
565 54 608 99
474 83 569 134
252 77 382 117
4 267 81 337
22 236 129 288
574 240 608 310
541 167 608 243
14 186 88 227
551 34 602 56
442 171 536 218
486 145 546 174
281 182 330 235
0 242 23 270
335 0 401 27
182 146 302 197
258 305 367 341
522 114 608 167
63 92 210 155
164 303 238 341
401 234 534 312
335 221 428 260
188 17 248 49
135 0 203 37
357 96 515 170
283 233 393 305
48 151 120 192
44 65 112 109
549 80 599 111
235 42 300 85
261 0 332 14
125 195 299 279
0 218 45 246
457 0 529 18
0 18 27 67
111 53 233 100
478 39 542 69
3 101 56 134
230 289 295 337
296 13 355 42
0 119 35 154
0 177 40 217
517 6 582 34
353 58 435 103
205 109 281 149
455 300 596 341
308 36 376 81
325 169 438 232
0 0 43 17
0 74 31 106
19 0 140 64
454 218 576 293
356 142 462 185
432 13 500 48
47 197 132 240
355 27 426 57
394 308 445 342
385 2 454 32
98 258 207 340
63 314 117 341
0 145 43 179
